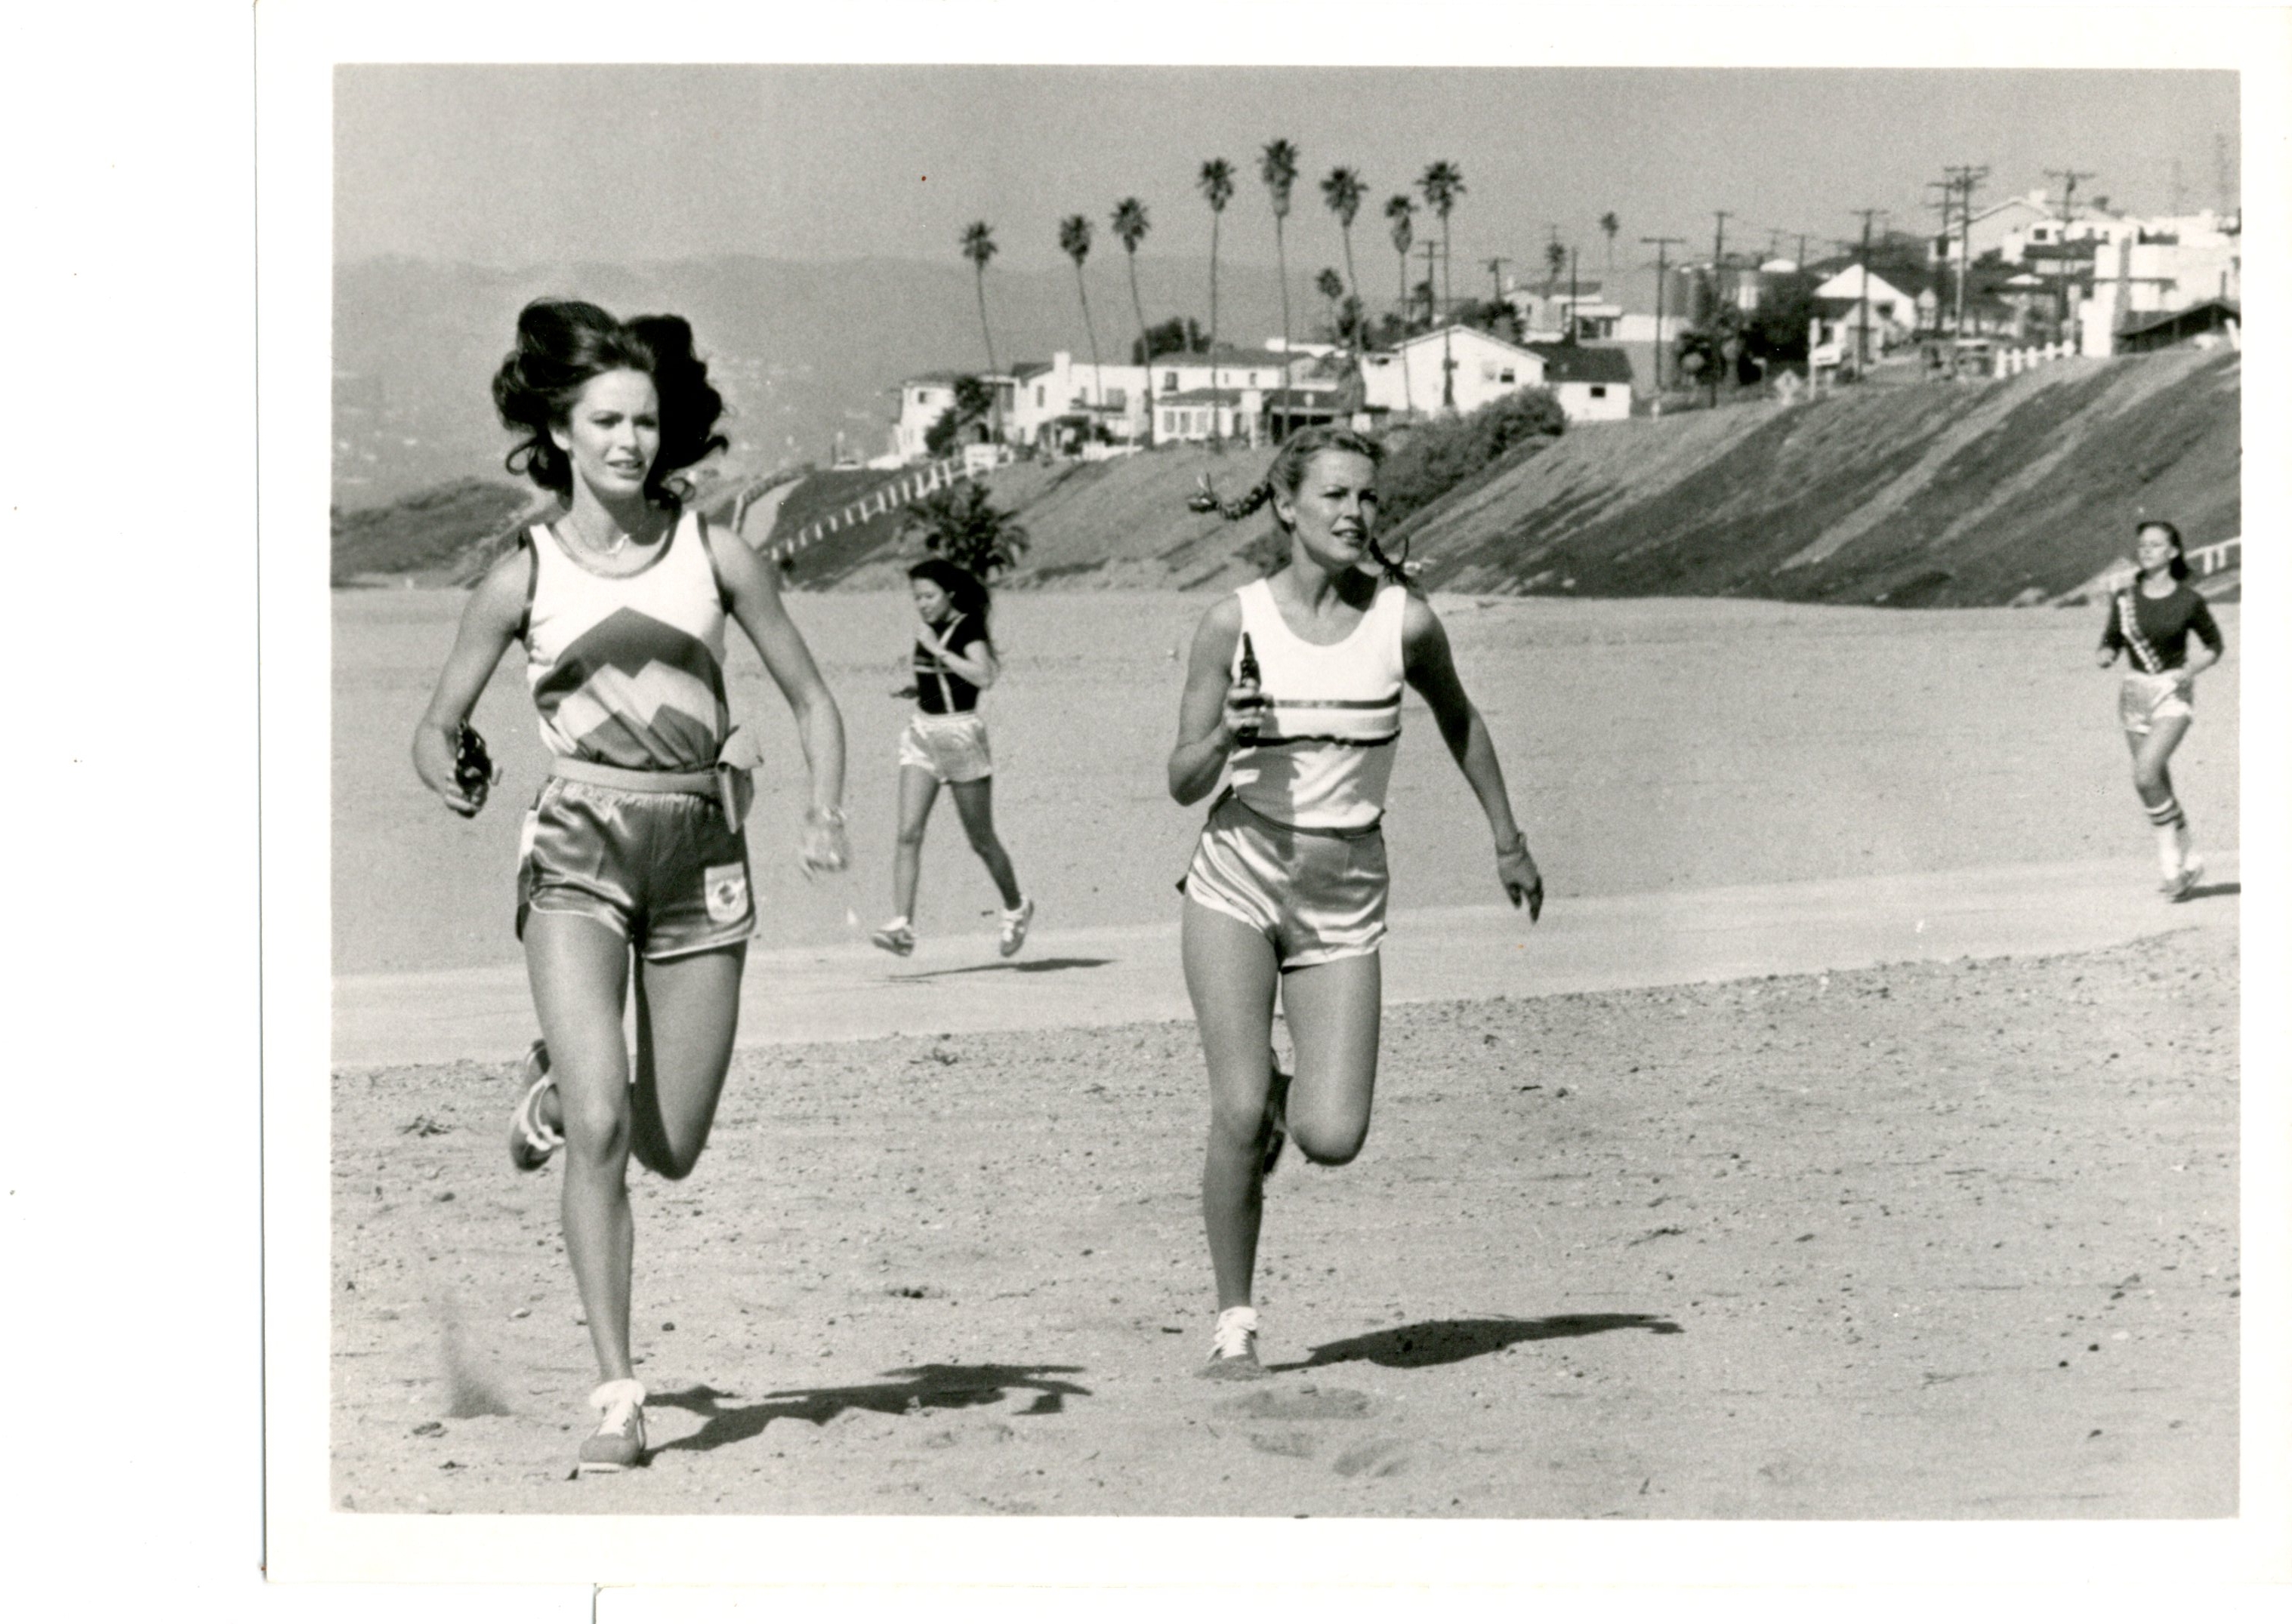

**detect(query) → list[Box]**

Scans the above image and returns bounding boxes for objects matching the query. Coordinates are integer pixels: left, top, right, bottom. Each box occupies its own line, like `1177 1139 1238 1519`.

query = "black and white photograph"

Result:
239 0 2289 1603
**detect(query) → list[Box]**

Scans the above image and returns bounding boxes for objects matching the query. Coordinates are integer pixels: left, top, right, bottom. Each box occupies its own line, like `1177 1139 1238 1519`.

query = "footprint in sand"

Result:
1217 1385 1407 1475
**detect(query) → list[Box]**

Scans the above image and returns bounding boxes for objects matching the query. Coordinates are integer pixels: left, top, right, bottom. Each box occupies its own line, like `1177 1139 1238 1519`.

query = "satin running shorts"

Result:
517 775 755 960
1180 792 1388 969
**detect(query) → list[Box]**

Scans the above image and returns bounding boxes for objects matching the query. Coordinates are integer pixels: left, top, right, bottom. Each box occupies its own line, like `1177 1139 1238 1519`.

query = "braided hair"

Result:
1188 424 1409 584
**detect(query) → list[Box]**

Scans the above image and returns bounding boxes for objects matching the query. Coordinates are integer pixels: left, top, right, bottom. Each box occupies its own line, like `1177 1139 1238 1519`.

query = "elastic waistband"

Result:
550 757 717 797
1215 787 1384 841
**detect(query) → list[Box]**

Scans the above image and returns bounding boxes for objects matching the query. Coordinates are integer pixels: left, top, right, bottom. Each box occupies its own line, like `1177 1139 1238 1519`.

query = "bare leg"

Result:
2128 713 2195 872
523 913 637 1382
891 765 939 923
628 944 748 1179
1279 952 1383 1166
1183 899 1281 1311
947 776 1024 910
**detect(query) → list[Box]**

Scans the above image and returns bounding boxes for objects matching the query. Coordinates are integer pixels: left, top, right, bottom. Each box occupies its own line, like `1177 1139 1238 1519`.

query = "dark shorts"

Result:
516 775 755 960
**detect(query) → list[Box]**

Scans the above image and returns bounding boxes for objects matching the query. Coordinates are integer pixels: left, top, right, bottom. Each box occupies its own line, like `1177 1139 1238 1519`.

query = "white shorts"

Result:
2119 670 2194 737
1181 792 1389 969
898 710 994 784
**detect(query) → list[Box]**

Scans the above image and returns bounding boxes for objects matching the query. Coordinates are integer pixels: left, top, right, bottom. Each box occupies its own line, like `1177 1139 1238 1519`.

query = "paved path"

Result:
331 853 2235 1068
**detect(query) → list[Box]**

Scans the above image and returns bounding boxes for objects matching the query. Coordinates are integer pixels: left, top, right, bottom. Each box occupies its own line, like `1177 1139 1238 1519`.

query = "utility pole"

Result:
1943 164 1988 371
2047 167 2096 348
1415 239 1441 325
1851 208 1879 377
1708 211 1732 405
1641 235 1685 401
1795 232 1809 273
1568 248 1580 343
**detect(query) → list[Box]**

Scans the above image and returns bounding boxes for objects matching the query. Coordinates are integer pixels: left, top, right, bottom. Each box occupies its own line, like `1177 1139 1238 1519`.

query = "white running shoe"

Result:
577 1378 648 1475
508 1040 562 1173
2166 856 2204 902
871 917 916 957
998 896 1035 957
1197 1305 1268 1381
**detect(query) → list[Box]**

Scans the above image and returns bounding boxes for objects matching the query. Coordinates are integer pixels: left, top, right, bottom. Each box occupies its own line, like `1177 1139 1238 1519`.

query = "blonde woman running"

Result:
1169 425 1543 1379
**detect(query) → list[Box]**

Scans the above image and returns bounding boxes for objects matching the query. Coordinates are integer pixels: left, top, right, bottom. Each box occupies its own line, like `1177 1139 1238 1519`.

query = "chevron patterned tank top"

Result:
520 509 731 772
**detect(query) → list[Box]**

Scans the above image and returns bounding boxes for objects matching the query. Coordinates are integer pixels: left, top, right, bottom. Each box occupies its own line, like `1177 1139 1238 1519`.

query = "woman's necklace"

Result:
566 510 656 559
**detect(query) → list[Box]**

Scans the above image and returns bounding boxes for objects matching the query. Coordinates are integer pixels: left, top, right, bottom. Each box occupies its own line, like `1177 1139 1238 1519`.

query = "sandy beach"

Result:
328 588 2239 1518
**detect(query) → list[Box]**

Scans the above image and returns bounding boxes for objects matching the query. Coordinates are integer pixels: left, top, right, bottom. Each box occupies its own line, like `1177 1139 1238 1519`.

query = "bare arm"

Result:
915 615 1000 689
410 547 529 815
709 519 849 873
1166 596 1262 805
1402 595 1543 917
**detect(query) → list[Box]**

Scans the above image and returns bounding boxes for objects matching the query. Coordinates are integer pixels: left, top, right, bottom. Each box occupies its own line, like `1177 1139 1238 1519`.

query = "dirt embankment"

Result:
773 350 2238 607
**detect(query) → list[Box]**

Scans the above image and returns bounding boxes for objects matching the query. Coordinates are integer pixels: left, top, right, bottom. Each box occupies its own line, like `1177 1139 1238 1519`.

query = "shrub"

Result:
1379 387 1566 529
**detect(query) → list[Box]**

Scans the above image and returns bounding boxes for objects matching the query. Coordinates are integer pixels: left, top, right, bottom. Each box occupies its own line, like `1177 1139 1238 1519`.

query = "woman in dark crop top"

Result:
869 556 1035 957
2093 519 2225 901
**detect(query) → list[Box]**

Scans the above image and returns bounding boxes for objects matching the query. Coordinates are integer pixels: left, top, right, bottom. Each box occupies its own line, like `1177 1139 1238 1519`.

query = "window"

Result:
1501 368 1516 384
1035 386 1044 407
1589 385 1608 399
1164 371 1178 390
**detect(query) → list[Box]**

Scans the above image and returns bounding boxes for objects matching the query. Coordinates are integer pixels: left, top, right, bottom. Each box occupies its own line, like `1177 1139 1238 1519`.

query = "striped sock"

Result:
2145 797 2186 876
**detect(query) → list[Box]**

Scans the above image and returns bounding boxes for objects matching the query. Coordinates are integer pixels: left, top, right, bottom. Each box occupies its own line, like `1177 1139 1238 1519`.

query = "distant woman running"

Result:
1169 425 1543 1379
869 556 1035 958
412 299 850 1475
2094 519 2224 901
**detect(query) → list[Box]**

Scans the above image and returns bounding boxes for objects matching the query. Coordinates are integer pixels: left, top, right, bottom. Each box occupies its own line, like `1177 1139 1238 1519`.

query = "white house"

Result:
1359 325 1547 418
892 371 1016 464
1522 344 1633 422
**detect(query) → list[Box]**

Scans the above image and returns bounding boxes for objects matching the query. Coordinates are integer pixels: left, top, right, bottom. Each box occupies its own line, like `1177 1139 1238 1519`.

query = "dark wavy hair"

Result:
908 556 994 650
1187 424 1406 584
491 298 728 504
2136 519 2189 581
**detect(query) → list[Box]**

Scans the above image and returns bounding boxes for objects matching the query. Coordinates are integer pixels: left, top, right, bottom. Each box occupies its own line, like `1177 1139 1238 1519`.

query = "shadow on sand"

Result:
648 1362 1092 1455
892 957 1113 981
2176 881 2239 902
1278 1314 1682 1373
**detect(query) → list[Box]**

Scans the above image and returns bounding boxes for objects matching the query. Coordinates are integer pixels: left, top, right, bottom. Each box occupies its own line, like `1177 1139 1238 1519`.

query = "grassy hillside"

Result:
1402 349 2239 606
811 349 2235 608
334 349 2239 609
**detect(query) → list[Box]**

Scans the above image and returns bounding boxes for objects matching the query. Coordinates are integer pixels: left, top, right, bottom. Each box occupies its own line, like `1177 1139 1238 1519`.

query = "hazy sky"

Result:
338 64 2239 277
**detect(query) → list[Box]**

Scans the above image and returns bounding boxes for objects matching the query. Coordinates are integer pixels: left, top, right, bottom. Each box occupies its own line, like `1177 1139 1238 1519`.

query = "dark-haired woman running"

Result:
412 298 850 1475
1169 424 1542 1379
2094 519 2224 901
869 556 1035 958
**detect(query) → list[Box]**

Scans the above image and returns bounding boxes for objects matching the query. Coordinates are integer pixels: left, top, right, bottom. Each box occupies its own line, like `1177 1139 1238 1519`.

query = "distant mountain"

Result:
333 252 1328 507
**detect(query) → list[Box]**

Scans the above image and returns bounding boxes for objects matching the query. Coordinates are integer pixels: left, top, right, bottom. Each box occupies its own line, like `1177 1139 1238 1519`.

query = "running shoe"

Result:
2166 856 2205 902
508 1040 563 1173
871 918 916 957
1262 1055 1291 1178
576 1378 647 1475
1196 1305 1269 1381
998 896 1035 957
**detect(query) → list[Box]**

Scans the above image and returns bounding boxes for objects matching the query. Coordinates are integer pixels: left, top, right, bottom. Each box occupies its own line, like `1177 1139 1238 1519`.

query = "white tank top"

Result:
1226 577 1408 831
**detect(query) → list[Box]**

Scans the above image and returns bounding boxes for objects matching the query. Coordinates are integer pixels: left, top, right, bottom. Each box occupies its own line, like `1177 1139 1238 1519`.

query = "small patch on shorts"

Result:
703 863 751 925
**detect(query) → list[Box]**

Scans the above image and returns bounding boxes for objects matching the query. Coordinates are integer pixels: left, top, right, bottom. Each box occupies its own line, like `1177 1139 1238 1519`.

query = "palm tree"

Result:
1384 193 1416 416
1599 211 1621 277
1316 267 1346 339
1544 236 1566 296
1320 165 1366 342
1260 138 1300 429
1112 196 1154 445
1058 213 1105 417
1198 158 1235 447
1417 161 1465 411
899 481 1030 581
959 220 1002 445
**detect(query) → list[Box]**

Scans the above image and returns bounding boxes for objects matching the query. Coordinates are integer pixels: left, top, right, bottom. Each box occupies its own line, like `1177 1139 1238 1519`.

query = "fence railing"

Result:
771 449 1007 560
1991 341 2076 378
